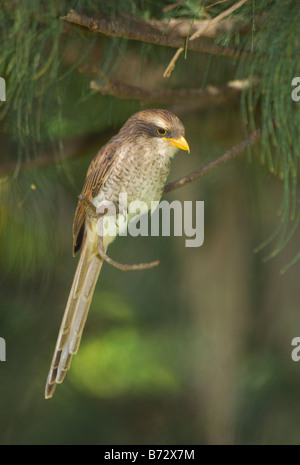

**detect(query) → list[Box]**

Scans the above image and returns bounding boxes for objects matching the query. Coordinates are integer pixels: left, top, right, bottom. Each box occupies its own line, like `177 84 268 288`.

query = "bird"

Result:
45 109 190 399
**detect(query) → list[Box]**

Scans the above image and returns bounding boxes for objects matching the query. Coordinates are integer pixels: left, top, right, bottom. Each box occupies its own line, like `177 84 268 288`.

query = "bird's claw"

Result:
78 194 98 216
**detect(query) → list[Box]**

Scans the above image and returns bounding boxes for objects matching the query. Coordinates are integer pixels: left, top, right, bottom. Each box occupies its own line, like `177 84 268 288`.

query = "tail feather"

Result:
45 234 103 399
56 343 72 383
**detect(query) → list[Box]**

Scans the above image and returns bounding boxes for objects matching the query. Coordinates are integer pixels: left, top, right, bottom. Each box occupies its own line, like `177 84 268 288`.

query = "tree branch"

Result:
1 126 261 200
163 128 262 195
61 9 252 60
90 77 252 106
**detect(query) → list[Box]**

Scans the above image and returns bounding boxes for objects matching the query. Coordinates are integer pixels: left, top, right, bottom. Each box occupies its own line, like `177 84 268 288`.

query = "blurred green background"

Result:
1 0 300 445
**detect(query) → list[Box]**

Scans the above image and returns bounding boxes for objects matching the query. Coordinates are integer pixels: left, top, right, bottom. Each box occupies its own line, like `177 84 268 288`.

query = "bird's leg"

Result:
79 194 121 217
97 235 159 271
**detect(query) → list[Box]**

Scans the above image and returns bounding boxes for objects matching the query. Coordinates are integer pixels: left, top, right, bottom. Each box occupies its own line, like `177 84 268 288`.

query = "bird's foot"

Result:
78 194 98 217
79 194 124 218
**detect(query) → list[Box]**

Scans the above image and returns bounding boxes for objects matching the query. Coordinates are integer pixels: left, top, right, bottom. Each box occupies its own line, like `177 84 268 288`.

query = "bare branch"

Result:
163 128 262 195
90 77 252 106
61 9 252 60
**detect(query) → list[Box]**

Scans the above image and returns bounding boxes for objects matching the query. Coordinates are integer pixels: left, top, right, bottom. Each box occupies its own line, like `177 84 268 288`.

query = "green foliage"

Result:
0 0 143 159
0 0 270 156
238 0 300 263
71 328 181 398
1 0 300 266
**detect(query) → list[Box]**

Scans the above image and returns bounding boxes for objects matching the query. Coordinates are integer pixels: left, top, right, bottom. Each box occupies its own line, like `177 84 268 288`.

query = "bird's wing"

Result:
73 143 117 255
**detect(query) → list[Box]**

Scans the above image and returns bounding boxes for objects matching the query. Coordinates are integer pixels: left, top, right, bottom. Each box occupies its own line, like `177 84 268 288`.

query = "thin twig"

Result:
62 9 252 60
97 235 159 271
163 0 248 78
148 17 248 39
163 128 261 194
163 0 188 13
78 193 160 270
207 0 231 8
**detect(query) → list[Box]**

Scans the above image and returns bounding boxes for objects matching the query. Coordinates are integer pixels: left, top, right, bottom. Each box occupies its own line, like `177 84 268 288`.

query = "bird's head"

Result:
120 109 190 158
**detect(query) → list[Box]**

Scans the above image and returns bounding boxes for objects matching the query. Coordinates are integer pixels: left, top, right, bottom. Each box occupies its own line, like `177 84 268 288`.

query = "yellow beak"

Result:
163 136 190 153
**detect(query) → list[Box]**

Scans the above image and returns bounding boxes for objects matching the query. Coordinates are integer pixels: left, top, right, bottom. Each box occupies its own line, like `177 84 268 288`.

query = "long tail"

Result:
45 234 103 399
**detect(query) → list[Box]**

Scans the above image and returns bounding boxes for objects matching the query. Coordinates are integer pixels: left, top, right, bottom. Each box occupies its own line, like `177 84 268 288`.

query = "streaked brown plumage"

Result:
45 109 189 399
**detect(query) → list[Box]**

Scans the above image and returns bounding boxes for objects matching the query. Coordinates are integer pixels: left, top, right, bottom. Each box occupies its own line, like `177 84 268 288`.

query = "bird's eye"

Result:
157 127 167 136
